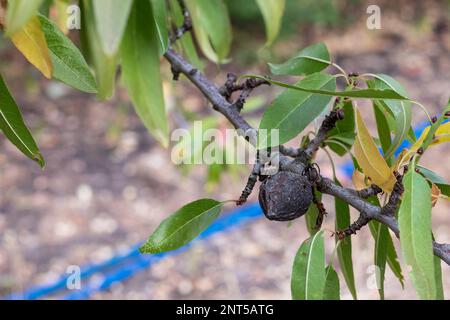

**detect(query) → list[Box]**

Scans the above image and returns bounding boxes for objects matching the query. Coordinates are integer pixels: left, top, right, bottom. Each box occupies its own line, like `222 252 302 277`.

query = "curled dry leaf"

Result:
11 16 53 78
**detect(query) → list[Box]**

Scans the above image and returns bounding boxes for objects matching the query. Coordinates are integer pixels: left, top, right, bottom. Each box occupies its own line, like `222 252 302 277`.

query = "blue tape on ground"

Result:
7 119 448 300
340 120 447 178
6 203 263 300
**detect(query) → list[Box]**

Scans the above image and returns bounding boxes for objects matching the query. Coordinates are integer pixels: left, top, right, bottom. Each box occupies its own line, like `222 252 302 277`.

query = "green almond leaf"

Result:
151 0 169 55
80 0 118 100
140 199 223 254
327 100 355 156
5 0 44 36
246 75 409 100
185 0 232 63
269 42 330 76
334 179 357 300
255 0 285 46
398 166 436 300
259 73 335 149
323 265 340 300
417 166 450 197
0 74 44 167
93 0 133 56
367 196 405 289
291 231 326 300
38 14 97 93
373 103 393 164
121 0 169 147
367 75 412 160
168 0 202 69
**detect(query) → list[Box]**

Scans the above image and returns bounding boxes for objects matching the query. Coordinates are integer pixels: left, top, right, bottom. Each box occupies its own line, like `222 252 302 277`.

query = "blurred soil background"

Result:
0 0 449 299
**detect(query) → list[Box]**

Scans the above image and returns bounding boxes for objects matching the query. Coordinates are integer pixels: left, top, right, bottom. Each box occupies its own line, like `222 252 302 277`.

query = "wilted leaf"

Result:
39 14 97 93
398 166 436 300
150 0 169 55
323 265 340 300
434 255 444 300
259 73 335 148
255 0 285 46
11 16 52 78
304 192 321 236
373 102 392 163
168 0 202 69
0 74 44 167
140 199 223 253
354 108 396 193
5 0 44 35
93 0 133 56
121 0 169 147
291 231 326 300
185 0 231 63
269 43 330 76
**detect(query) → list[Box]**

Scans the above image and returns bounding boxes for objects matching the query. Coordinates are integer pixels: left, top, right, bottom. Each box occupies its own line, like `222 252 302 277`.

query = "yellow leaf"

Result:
11 16 53 78
352 170 369 190
354 107 396 193
431 183 440 207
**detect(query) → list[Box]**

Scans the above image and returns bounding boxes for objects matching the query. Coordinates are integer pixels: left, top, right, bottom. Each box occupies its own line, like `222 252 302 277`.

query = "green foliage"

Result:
80 0 118 100
367 74 412 160
140 199 223 254
323 265 340 300
417 166 450 197
291 231 326 300
268 42 330 76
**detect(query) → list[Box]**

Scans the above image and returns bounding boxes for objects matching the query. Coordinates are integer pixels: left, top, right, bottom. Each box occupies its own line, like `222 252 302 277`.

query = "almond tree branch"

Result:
163 10 450 266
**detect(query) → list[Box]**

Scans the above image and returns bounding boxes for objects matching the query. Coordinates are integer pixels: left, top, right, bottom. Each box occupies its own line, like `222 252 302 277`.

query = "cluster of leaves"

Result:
0 0 284 165
141 41 450 300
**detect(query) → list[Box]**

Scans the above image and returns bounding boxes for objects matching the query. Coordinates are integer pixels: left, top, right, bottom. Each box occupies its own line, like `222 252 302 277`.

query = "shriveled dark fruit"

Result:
258 171 313 221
